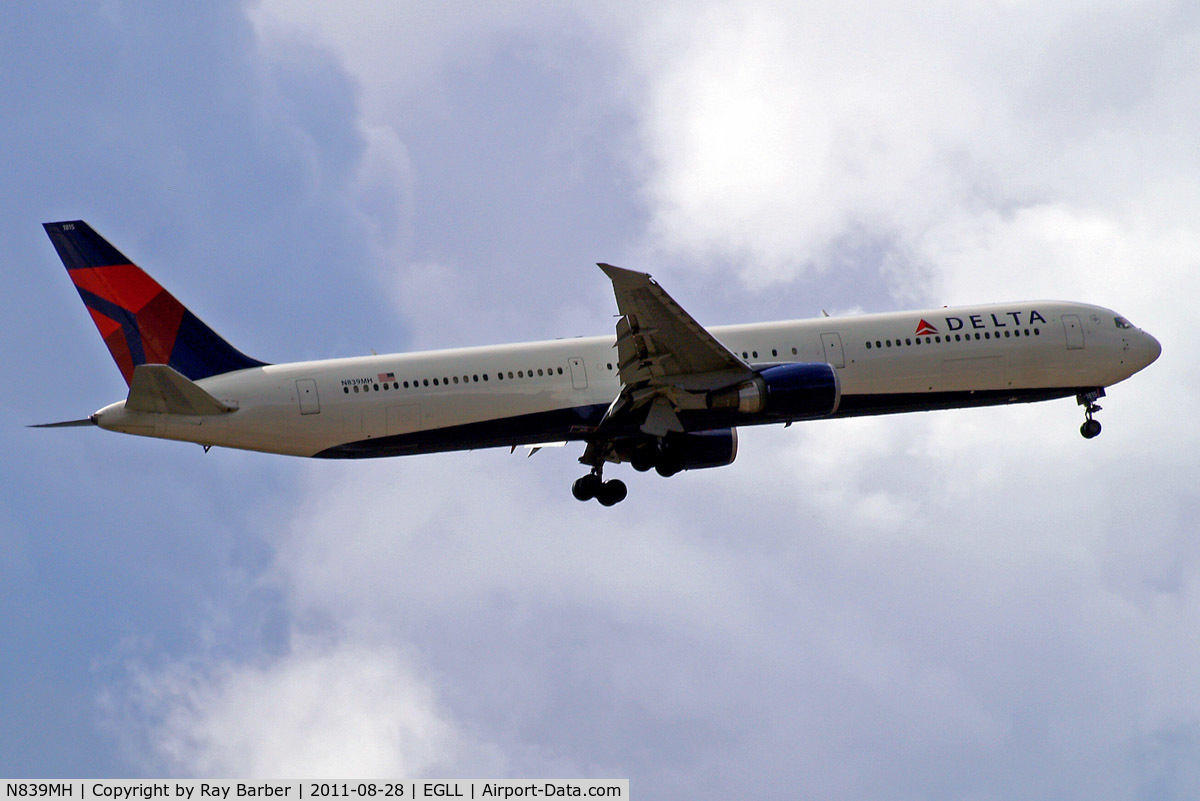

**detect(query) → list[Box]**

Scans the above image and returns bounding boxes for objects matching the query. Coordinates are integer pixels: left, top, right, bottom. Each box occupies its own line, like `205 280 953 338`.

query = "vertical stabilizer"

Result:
43 221 267 385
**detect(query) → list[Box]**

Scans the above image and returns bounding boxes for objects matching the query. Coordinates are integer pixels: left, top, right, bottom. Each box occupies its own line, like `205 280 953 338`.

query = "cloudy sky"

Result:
3 0 1198 797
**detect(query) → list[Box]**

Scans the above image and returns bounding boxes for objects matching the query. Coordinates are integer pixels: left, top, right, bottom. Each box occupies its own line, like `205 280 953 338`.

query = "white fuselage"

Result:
91 300 1161 458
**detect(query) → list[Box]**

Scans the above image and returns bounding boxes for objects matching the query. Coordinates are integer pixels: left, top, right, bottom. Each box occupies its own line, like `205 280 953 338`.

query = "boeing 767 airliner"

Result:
39 221 1160 505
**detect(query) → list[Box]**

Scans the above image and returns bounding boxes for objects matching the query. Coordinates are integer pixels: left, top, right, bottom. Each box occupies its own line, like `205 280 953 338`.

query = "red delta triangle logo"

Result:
915 319 939 336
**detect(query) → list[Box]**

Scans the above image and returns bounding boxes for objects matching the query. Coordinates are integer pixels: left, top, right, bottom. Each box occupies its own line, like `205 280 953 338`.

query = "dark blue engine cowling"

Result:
758 362 840 418
660 428 738 471
707 362 840 418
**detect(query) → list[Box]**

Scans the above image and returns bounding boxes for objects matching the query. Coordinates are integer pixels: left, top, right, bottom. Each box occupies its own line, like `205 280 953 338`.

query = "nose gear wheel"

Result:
1077 389 1105 439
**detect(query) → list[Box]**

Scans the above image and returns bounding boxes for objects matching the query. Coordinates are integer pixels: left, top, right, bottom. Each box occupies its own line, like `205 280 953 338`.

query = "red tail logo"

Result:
45 221 266 385
68 264 185 385
915 319 938 336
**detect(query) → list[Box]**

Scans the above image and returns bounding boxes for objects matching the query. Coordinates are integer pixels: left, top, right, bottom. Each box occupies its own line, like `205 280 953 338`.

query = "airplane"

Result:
38 220 1161 506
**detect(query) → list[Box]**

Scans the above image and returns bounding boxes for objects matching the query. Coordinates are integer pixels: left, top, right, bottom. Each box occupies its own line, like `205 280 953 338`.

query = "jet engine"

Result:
651 428 738 476
707 362 840 418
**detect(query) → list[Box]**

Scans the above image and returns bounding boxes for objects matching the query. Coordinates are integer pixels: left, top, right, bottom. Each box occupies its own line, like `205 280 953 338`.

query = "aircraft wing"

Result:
599 263 752 386
594 264 755 437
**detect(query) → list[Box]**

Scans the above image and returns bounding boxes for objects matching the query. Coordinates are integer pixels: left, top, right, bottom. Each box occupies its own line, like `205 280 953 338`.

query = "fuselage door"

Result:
1062 314 1085 350
296 379 320 415
568 357 588 390
820 333 846 368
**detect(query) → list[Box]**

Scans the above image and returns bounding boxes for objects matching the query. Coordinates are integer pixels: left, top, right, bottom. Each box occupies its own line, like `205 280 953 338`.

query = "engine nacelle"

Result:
658 428 738 473
707 362 840 418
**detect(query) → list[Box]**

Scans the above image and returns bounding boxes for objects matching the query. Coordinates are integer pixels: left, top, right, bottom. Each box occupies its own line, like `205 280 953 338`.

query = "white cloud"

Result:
352 124 416 252
274 456 764 643
624 1 1012 284
119 637 499 777
250 0 588 122
623 0 1200 306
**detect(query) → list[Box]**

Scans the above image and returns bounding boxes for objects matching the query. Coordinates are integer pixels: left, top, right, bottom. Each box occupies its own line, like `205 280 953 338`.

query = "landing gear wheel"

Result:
655 461 681 478
597 479 628 507
630 445 657 473
572 473 602 502
1077 389 1106 440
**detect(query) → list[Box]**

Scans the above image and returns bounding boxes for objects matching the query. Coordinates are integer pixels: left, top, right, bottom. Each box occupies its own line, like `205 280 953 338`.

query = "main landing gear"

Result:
572 468 627 506
1078 389 1105 439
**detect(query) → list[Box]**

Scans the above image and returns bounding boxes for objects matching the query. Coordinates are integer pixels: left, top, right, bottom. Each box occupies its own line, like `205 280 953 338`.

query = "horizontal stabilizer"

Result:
125 364 234 416
29 417 97 428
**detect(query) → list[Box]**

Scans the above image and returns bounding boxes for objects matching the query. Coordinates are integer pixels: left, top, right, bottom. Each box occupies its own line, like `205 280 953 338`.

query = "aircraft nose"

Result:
1138 330 1162 369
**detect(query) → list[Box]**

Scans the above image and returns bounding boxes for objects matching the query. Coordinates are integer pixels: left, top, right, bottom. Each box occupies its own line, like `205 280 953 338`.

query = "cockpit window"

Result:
1114 316 1133 329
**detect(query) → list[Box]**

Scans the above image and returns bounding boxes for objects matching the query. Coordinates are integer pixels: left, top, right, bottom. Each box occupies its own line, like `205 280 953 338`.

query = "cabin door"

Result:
296 379 320 415
820 333 845 368
1062 315 1085 350
568 357 588 390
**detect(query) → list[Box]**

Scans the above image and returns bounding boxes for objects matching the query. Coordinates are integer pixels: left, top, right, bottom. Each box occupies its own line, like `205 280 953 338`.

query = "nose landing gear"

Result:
1077 389 1105 439
572 468 628 506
